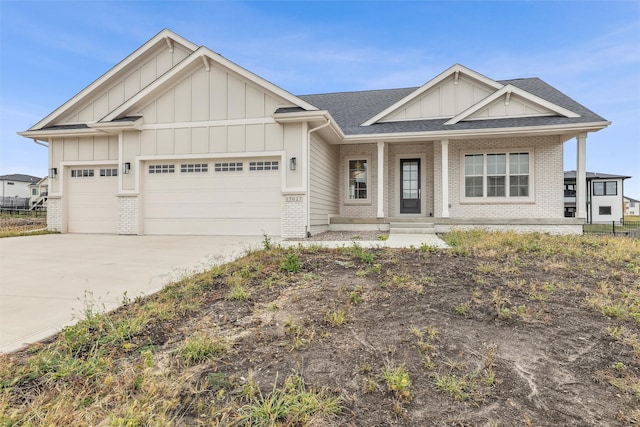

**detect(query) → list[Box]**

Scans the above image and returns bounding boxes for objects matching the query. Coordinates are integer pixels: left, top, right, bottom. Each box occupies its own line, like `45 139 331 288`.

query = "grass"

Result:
1 231 639 425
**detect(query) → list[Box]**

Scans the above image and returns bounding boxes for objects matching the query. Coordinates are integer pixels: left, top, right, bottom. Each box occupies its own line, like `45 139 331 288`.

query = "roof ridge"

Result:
299 87 417 97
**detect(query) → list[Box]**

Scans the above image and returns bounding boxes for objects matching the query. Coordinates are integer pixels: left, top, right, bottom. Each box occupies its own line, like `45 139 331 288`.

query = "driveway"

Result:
0 234 265 353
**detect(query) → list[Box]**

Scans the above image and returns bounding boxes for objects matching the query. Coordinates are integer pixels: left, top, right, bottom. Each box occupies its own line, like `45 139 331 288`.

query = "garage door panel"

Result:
143 159 281 235
67 170 117 234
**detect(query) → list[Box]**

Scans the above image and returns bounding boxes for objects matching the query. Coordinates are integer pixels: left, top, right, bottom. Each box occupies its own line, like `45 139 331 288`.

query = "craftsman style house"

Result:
19 29 610 237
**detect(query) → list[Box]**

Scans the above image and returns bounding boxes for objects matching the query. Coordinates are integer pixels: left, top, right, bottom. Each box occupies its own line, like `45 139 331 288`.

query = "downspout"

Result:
306 118 331 236
31 138 49 148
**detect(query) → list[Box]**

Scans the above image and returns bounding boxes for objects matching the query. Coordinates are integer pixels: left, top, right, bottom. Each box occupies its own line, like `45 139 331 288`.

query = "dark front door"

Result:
400 159 421 214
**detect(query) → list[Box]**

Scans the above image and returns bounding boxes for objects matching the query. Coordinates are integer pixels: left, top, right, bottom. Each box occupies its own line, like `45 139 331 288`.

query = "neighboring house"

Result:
28 176 49 209
0 174 41 209
18 29 610 237
564 171 630 223
624 196 640 216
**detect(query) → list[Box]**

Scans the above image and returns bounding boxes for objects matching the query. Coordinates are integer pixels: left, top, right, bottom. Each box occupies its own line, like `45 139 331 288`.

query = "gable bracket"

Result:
505 91 511 106
165 37 174 53
201 55 210 72
454 70 459 85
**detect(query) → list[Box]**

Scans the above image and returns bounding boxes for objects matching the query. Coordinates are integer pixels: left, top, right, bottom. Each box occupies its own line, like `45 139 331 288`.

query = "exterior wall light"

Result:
290 157 296 171
49 168 57 178
123 162 131 174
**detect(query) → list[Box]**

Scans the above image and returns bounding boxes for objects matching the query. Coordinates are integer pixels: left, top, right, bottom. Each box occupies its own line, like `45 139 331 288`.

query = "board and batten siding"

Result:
309 135 339 231
382 75 493 122
59 44 192 124
49 135 119 193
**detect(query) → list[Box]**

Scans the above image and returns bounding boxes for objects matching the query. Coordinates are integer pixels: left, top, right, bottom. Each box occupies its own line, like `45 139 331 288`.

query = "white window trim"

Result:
459 148 534 204
344 155 371 205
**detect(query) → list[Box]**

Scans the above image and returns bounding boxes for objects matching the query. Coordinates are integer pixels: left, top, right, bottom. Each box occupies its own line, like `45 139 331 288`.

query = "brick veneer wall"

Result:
281 193 306 238
339 144 378 218
47 197 62 231
117 195 139 235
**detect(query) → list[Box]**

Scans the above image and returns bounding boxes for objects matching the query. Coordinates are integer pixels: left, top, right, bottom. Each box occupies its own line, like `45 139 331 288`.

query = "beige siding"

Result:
128 64 292 163
383 75 493 121
468 93 552 119
59 44 192 124
310 135 339 229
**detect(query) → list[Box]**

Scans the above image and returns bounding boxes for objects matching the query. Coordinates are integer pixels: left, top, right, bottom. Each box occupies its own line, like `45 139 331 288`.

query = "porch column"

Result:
377 141 385 218
441 139 450 218
576 133 587 220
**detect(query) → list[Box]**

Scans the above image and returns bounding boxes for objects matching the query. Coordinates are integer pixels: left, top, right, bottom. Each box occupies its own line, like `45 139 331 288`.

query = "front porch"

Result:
328 216 585 235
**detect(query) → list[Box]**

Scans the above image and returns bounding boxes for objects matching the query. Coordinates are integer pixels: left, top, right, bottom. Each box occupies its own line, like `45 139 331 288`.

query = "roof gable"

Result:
102 46 318 122
361 64 503 126
30 29 198 130
445 84 580 125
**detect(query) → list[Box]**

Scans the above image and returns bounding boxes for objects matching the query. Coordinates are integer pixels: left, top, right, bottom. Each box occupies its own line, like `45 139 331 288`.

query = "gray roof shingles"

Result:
0 174 41 183
287 78 607 136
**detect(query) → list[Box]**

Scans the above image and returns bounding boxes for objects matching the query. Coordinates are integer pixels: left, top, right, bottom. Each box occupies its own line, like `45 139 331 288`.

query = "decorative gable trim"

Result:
444 84 580 125
29 29 198 131
101 46 318 122
360 64 503 126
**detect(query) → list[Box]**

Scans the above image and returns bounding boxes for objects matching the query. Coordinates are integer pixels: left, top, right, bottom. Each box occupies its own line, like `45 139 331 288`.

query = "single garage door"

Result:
143 158 281 235
67 166 118 233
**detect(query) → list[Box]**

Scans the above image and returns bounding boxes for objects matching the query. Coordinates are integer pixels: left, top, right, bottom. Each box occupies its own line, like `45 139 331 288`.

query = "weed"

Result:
262 232 274 250
237 374 342 425
280 252 301 273
420 243 438 252
378 234 389 241
382 364 411 399
350 285 363 304
434 373 470 401
325 309 348 327
176 332 228 365
227 283 251 301
368 263 382 274
363 377 378 393
454 302 470 315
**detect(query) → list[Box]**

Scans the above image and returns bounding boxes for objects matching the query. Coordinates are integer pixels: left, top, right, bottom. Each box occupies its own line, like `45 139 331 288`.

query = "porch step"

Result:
389 222 435 235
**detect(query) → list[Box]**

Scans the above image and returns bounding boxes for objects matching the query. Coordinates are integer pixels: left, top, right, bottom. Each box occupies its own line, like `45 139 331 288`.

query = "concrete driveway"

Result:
0 234 266 353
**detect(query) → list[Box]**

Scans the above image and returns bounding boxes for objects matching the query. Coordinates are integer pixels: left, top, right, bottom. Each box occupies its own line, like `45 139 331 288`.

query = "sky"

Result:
1 0 639 199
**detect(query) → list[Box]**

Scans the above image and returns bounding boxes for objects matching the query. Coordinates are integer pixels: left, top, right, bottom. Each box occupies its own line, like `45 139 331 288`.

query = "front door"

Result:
400 159 421 214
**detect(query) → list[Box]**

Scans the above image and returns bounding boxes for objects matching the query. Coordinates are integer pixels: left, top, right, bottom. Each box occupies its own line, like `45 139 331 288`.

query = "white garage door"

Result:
67 166 118 233
143 158 282 235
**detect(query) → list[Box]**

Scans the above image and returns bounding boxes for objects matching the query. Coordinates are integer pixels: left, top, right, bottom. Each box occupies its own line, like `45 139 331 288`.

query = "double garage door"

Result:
142 158 282 236
65 158 282 235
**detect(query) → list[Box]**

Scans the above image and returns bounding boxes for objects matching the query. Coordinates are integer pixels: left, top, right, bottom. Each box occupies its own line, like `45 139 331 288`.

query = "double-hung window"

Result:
347 159 368 201
463 152 530 199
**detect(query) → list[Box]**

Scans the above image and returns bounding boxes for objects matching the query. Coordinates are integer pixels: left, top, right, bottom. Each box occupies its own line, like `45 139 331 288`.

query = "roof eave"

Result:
342 121 611 143
18 128 105 139
272 110 345 140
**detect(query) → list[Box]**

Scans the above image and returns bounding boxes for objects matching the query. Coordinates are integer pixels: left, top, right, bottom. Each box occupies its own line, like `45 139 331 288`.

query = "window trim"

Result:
460 149 534 203
344 156 371 205
592 181 617 196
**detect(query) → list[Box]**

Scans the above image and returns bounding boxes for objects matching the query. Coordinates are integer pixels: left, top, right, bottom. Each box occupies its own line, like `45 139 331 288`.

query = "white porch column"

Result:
576 133 587 220
441 139 450 218
377 141 385 218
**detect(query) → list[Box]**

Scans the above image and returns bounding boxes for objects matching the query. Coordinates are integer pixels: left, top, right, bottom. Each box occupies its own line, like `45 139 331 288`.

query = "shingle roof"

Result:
0 174 41 183
289 78 607 136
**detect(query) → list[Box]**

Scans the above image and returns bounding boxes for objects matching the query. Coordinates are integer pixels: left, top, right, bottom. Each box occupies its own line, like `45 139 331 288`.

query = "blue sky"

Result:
1 0 639 198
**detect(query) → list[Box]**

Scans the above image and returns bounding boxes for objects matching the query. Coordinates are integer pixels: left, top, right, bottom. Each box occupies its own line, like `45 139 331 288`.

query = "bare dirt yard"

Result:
0 215 47 237
1 231 639 426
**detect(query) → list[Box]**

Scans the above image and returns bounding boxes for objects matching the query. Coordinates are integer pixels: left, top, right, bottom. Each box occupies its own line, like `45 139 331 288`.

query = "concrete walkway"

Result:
281 233 449 249
0 234 265 353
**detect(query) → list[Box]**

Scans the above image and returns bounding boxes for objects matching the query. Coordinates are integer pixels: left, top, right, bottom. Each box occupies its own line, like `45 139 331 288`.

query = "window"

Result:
148 164 175 174
71 169 94 177
348 159 368 200
32 188 38 196
181 163 208 173
7 182 14 186
100 168 118 177
564 207 576 218
249 161 279 171
593 181 617 196
463 152 529 198
214 162 242 172
564 184 576 197
599 206 612 215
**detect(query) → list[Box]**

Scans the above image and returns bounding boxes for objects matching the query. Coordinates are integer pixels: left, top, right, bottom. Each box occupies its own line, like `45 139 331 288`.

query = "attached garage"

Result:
66 166 118 233
142 158 282 235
